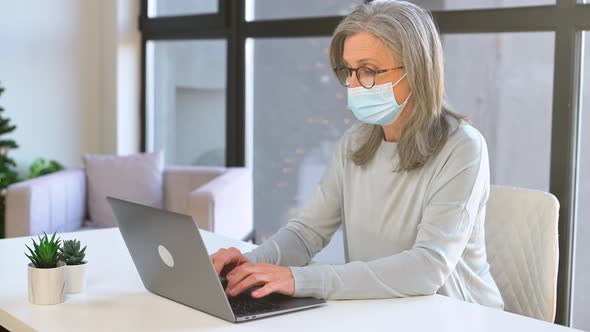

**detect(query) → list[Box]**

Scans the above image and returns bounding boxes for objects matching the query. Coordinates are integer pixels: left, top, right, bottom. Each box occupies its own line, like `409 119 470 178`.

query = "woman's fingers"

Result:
212 258 226 276
227 273 270 297
210 247 249 276
210 249 232 275
251 283 276 298
225 263 257 291
225 263 295 298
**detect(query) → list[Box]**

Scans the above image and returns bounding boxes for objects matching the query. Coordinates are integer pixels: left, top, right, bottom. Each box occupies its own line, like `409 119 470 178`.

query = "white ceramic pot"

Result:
65 262 87 294
27 261 66 305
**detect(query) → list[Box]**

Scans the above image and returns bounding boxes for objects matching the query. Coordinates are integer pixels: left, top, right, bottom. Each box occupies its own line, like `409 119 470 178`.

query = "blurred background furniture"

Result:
4 165 253 241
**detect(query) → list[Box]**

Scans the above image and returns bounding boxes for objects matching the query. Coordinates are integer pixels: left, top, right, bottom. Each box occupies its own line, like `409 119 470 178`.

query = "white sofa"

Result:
5 165 253 241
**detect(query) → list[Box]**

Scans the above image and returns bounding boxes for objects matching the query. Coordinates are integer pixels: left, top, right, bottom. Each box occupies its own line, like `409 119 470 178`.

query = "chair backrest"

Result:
485 185 559 322
163 165 225 215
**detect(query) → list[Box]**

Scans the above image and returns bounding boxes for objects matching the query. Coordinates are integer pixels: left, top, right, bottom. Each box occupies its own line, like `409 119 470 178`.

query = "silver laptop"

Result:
107 196 326 323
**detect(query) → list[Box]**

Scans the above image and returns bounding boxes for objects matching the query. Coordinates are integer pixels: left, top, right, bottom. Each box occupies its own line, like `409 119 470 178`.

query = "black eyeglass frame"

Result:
334 65 405 89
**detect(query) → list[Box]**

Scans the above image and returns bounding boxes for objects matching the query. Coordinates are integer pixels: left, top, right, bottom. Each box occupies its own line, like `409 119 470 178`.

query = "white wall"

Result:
0 0 140 177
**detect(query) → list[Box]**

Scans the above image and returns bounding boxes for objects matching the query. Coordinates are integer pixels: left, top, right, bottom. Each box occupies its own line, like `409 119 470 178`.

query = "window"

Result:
146 40 227 166
443 32 555 191
148 0 217 18
247 37 348 263
247 0 358 21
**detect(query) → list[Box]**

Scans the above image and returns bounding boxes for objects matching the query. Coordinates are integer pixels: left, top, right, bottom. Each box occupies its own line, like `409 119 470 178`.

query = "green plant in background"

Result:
0 83 65 239
25 232 62 269
28 158 64 179
0 82 19 239
59 239 87 265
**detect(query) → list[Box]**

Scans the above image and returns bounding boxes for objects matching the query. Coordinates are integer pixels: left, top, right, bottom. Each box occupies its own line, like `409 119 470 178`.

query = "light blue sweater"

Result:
245 120 504 309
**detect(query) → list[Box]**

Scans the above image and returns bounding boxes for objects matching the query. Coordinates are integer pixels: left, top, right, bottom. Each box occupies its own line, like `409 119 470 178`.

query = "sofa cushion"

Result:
83 151 164 228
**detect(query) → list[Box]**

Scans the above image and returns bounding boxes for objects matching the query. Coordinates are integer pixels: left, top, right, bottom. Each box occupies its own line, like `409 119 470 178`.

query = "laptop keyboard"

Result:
228 294 281 316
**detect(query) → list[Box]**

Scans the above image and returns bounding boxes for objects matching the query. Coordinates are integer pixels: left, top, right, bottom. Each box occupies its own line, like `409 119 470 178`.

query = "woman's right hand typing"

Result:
210 247 251 277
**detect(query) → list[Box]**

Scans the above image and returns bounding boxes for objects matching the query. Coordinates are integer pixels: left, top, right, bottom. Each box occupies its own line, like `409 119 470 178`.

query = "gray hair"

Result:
329 0 463 171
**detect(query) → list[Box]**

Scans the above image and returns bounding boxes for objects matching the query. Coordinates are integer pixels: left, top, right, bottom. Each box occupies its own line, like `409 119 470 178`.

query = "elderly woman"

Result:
211 0 504 309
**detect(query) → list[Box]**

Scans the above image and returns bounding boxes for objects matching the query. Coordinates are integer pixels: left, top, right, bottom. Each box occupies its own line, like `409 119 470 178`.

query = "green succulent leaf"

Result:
24 232 61 268
59 239 87 265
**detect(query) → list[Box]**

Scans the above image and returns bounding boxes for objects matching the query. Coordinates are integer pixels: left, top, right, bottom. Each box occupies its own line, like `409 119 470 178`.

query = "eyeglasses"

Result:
334 65 404 89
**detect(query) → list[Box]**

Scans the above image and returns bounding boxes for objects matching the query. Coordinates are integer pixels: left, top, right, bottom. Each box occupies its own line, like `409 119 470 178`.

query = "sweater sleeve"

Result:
289 133 490 300
243 135 345 267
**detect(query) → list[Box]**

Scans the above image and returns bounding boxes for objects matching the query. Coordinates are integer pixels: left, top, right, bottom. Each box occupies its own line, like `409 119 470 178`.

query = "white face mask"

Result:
347 73 411 126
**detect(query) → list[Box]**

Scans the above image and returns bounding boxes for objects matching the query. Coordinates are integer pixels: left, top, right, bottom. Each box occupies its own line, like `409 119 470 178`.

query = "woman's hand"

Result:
225 262 295 298
210 247 251 276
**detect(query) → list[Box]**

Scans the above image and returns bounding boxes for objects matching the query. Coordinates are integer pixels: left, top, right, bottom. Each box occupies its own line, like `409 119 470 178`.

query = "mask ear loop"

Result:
400 91 412 106
391 72 407 87
392 72 411 107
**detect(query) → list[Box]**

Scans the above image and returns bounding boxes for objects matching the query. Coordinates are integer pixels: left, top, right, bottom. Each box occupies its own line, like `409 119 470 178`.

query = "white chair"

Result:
485 185 559 322
5 165 253 241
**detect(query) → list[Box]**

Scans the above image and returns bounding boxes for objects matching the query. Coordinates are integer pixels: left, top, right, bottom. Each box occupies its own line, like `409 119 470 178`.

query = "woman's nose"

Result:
348 71 362 88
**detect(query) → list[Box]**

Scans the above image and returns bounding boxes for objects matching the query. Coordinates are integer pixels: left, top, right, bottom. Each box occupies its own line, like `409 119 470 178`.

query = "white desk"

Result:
0 228 581 332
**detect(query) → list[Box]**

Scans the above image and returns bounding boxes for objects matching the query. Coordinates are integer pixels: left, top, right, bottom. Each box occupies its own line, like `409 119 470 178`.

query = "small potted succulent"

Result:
24 232 65 305
59 239 88 294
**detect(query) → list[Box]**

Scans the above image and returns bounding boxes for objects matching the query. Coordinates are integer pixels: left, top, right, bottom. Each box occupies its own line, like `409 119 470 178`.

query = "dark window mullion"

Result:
244 16 342 37
225 0 246 166
140 0 147 18
551 0 582 325
140 34 147 152
140 14 226 39
557 0 577 7
140 0 147 151
434 6 559 33
218 0 228 26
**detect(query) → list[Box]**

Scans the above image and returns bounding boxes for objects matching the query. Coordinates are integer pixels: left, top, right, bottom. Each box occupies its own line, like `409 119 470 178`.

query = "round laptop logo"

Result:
158 245 174 268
